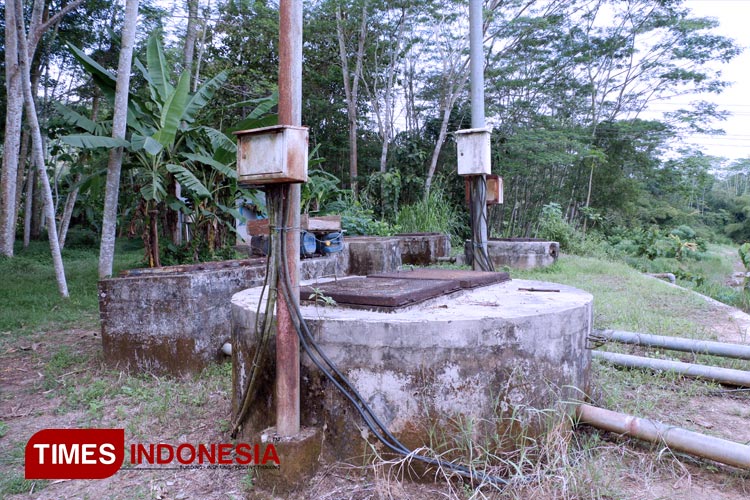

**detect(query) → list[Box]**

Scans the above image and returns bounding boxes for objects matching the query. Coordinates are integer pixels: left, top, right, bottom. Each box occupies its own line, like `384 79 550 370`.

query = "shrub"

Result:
535 203 575 249
395 189 460 242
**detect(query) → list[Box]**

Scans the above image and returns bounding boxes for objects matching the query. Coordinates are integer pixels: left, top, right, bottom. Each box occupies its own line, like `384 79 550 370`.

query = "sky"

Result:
667 0 750 162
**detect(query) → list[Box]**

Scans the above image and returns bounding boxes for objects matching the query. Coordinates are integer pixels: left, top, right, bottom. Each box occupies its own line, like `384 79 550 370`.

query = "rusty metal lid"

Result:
300 277 461 309
370 269 510 289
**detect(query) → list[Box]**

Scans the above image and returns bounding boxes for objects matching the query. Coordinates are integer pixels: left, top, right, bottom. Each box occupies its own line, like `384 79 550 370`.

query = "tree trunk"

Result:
0 0 23 256
23 166 34 248
13 0 68 297
424 91 461 197
183 0 199 88
98 0 140 278
336 4 367 198
58 173 81 249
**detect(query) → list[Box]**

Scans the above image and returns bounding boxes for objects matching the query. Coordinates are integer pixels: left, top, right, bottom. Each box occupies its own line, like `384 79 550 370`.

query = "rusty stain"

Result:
300 277 461 310
371 269 510 289
116 258 266 277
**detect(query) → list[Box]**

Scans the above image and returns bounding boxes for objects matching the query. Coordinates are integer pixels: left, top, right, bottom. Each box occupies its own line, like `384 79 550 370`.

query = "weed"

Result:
0 475 48 496
395 188 461 244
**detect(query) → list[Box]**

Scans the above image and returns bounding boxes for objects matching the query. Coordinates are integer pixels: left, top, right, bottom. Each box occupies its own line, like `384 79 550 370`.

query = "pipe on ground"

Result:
593 350 750 387
592 329 750 360
577 404 750 469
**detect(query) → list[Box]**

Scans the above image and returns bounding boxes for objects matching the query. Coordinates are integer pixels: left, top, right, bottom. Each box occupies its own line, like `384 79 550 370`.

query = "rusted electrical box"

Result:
455 127 491 176
486 175 503 204
235 125 308 185
464 174 504 205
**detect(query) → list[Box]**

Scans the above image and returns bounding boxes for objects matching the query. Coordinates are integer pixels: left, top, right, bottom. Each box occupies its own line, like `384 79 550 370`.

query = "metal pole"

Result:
592 329 750 361
276 0 302 437
469 0 489 271
593 350 750 387
577 404 750 470
469 0 484 128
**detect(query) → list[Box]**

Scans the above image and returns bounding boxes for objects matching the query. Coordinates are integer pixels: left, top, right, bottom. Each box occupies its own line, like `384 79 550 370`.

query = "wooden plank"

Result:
301 214 341 231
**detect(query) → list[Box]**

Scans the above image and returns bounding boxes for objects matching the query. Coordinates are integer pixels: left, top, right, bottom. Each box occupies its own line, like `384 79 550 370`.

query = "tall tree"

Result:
0 0 23 256
99 0 140 278
12 0 85 296
1 0 85 257
335 0 368 196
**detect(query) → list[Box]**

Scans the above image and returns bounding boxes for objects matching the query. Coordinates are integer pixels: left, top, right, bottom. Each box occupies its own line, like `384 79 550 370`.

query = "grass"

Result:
395 189 461 244
0 238 143 341
515 255 713 337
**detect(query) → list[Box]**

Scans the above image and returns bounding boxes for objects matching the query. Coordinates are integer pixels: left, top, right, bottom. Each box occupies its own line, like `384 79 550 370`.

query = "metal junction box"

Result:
455 127 492 176
486 175 503 204
235 125 309 185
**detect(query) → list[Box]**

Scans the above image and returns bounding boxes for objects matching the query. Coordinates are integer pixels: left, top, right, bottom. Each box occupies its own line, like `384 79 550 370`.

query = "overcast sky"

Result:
672 0 750 162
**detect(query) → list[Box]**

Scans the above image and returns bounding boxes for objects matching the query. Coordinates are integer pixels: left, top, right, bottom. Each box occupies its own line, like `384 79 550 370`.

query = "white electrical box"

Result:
235 125 308 185
455 127 492 176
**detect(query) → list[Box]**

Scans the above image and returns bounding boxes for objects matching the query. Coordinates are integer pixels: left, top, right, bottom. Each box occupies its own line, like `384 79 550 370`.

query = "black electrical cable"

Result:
469 176 495 272
273 187 511 488
231 186 282 438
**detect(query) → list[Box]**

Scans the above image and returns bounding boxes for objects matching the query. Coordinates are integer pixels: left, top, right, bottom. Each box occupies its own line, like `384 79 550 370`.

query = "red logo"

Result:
25 429 125 479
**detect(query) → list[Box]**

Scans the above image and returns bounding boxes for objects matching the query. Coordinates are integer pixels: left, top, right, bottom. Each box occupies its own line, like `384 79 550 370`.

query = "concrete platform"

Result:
231 278 592 460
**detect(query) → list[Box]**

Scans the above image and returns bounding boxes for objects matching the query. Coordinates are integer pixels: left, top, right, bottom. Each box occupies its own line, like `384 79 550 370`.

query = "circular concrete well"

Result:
231 278 591 460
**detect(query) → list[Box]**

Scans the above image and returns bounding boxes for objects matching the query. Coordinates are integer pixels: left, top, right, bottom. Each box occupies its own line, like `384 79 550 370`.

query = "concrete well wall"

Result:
231 278 592 460
395 233 451 266
466 238 560 269
99 253 348 376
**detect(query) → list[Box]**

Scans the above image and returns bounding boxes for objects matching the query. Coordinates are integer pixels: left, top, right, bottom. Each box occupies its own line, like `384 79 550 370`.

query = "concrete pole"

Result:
276 0 302 437
578 404 750 469
469 0 489 271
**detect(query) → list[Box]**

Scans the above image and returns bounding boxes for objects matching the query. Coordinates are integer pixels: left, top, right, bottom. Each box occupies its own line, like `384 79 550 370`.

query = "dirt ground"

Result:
2 287 750 499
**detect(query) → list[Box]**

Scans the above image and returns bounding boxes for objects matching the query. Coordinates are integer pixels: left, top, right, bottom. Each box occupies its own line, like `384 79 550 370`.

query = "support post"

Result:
276 0 302 437
469 0 489 271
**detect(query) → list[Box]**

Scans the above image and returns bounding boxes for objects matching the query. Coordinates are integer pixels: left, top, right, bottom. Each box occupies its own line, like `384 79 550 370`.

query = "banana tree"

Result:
60 35 265 265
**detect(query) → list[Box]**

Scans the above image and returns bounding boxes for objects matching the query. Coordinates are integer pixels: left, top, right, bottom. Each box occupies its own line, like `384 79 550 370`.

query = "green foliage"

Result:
535 203 575 249
301 169 346 214
739 243 750 271
0 240 143 340
395 189 460 242
365 170 402 221
325 196 391 236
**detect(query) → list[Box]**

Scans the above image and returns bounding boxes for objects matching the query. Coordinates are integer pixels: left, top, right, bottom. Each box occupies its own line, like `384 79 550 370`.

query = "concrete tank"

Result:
231 277 592 460
466 238 560 269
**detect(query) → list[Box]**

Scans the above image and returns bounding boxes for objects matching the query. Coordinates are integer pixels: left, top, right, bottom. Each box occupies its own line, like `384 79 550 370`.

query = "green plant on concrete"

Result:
308 287 337 307
395 188 459 241
325 196 392 236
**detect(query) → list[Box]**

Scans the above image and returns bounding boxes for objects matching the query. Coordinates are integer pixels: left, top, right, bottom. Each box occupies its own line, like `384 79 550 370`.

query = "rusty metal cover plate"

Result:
300 277 461 309
370 269 510 289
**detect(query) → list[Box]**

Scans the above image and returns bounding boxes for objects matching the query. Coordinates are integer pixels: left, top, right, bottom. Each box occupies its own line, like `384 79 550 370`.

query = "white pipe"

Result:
577 404 750 469
593 351 750 387
593 329 750 360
